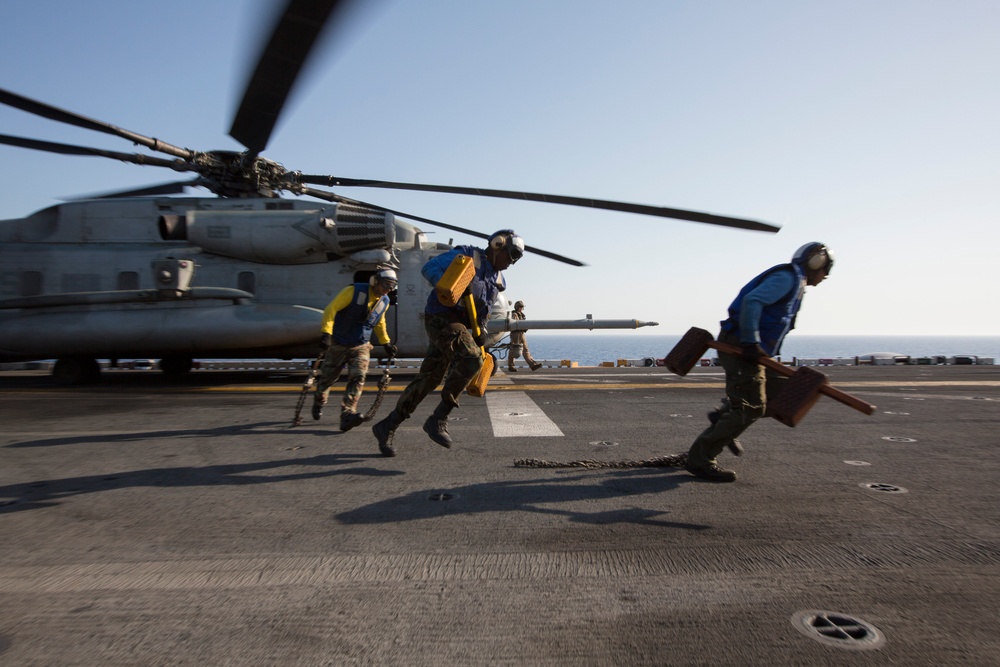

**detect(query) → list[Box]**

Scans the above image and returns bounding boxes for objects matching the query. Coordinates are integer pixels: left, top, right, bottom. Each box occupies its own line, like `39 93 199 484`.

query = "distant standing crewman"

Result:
372 230 525 456
313 268 399 432
685 242 834 483
508 300 542 372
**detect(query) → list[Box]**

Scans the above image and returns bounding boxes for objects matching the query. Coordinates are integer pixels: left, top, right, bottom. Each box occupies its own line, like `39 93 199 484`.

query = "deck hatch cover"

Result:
860 482 908 494
791 610 885 650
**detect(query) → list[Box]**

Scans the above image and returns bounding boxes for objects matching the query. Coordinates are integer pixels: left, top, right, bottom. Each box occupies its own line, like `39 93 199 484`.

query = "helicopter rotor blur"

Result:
0 0 779 384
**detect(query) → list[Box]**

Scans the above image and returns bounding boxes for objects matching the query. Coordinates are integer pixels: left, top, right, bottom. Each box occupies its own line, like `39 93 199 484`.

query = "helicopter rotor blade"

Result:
0 88 194 160
64 180 206 201
229 0 345 155
0 133 197 171
297 186 586 267
296 175 781 233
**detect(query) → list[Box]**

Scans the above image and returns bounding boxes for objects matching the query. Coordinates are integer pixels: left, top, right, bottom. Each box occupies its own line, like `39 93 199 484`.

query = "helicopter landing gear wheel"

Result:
159 355 193 376
52 357 101 385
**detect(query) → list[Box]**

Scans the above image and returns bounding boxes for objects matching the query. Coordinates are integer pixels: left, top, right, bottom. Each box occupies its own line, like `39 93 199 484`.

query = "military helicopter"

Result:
0 0 779 384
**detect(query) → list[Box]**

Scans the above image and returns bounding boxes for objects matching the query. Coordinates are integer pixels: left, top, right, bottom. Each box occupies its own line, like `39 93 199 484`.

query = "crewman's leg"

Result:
339 344 371 431
373 317 454 456
686 350 764 481
522 339 542 371
424 327 482 447
508 338 521 371
312 346 347 420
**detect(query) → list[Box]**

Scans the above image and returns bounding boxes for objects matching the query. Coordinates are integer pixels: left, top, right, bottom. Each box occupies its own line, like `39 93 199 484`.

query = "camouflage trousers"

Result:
313 342 372 415
508 333 538 369
686 330 788 467
393 313 483 419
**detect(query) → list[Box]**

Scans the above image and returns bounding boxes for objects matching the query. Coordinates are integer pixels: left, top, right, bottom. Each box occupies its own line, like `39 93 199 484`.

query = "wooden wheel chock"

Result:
664 327 876 426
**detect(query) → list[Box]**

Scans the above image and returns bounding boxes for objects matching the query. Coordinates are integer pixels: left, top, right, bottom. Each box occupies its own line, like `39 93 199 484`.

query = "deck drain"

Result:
860 482 907 494
428 493 454 501
844 460 871 466
971 396 992 400
542 401 562 405
450 416 467 421
668 414 693 418
791 610 885 650
882 411 909 415
589 441 619 447
881 436 916 443
507 412 529 416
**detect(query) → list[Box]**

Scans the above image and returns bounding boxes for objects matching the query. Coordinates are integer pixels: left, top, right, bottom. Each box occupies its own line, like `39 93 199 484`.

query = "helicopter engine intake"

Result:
158 202 395 264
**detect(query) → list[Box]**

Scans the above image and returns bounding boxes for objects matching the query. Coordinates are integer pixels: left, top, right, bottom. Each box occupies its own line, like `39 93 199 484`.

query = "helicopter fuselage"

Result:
0 196 457 365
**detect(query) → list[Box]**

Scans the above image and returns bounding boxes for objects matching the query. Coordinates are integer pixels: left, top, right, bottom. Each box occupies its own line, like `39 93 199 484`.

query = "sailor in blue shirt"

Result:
685 242 834 483
372 229 525 457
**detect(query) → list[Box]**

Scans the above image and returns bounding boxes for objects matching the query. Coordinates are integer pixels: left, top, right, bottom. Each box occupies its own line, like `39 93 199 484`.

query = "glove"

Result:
319 333 332 351
383 343 398 358
473 332 488 349
740 343 767 364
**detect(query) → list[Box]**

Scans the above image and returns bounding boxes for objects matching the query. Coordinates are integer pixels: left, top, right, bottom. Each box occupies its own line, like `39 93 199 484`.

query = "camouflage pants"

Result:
313 342 371 415
686 330 788 467
508 333 538 369
393 313 484 419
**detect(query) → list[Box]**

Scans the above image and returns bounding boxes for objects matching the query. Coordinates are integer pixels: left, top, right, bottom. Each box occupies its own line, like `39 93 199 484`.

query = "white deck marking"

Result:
486 391 564 437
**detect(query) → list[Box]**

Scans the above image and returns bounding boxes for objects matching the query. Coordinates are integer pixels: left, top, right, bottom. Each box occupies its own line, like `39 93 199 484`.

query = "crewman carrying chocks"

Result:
372 230 524 456
313 268 398 431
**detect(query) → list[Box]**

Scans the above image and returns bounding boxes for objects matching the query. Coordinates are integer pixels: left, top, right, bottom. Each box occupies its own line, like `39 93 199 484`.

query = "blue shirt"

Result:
422 245 504 329
721 263 806 355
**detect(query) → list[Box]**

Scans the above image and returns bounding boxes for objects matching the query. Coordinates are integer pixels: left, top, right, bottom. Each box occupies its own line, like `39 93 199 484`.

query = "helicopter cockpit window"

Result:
117 271 139 290
238 271 256 295
20 271 43 297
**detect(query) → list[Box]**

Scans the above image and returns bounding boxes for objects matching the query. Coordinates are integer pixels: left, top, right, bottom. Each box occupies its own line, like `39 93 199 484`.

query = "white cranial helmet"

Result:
371 267 398 286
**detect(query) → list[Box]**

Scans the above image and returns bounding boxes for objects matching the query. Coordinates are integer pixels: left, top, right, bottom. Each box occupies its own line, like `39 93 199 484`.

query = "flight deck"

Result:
1 364 998 665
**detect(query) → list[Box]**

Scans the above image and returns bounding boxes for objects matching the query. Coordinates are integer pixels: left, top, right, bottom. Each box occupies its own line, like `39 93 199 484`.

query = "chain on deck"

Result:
362 368 392 422
513 453 688 469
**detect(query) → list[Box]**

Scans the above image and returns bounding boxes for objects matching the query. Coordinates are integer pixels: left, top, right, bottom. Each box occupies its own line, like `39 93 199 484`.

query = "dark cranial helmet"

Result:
514 301 525 309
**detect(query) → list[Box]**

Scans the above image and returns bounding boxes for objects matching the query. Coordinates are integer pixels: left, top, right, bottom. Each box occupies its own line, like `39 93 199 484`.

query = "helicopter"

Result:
0 0 779 385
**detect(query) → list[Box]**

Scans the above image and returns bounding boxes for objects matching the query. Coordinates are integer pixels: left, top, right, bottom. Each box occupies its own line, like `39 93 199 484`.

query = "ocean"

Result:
517 334 1000 367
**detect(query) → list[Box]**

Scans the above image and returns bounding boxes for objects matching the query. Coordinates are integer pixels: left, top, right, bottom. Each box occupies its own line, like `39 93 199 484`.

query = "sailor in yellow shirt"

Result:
312 268 398 431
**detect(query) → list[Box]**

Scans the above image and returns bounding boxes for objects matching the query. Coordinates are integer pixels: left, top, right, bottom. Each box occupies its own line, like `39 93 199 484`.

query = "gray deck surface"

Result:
1 364 998 665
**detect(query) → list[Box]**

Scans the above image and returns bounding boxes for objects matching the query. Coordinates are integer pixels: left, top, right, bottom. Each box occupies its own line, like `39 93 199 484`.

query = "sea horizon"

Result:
516 333 1000 367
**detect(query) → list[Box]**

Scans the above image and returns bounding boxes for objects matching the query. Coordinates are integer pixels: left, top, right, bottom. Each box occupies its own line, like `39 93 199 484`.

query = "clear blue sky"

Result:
2 0 997 335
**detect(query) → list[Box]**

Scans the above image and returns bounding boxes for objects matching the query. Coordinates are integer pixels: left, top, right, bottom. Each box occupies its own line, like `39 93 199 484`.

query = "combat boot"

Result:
372 410 403 457
422 401 454 448
684 462 738 483
311 399 325 421
340 411 364 432
529 362 542 371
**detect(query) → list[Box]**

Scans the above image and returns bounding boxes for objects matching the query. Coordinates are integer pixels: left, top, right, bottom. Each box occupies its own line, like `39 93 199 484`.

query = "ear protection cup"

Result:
792 242 833 273
489 229 515 252
805 247 829 270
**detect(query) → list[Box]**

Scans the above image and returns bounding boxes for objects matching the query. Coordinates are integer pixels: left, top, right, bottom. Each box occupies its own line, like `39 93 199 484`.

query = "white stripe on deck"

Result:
485 391 564 437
